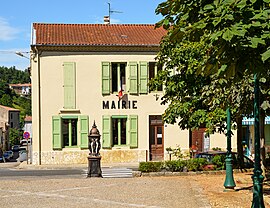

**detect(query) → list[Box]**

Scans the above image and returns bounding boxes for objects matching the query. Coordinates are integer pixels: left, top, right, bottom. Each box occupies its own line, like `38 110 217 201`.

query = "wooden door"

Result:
149 116 164 161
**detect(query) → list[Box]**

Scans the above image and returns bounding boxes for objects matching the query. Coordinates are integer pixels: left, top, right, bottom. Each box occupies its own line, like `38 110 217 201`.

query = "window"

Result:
102 115 138 148
52 115 89 149
112 63 126 93
62 118 78 147
149 62 163 91
101 62 148 95
112 117 127 146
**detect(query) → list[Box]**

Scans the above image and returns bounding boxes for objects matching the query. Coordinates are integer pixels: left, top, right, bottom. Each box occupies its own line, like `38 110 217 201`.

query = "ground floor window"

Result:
102 115 138 148
62 118 78 147
112 117 127 146
52 115 89 149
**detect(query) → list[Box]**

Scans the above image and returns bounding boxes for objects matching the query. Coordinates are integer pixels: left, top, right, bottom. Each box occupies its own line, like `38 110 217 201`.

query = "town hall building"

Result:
30 23 235 165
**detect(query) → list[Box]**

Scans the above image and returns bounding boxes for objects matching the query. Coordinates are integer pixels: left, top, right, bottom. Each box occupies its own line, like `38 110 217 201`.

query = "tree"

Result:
9 128 21 147
0 94 13 107
155 0 270 205
0 66 31 118
154 0 270 147
156 0 270 76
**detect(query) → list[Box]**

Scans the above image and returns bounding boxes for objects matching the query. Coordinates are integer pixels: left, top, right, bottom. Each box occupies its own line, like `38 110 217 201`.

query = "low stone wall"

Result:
32 149 147 165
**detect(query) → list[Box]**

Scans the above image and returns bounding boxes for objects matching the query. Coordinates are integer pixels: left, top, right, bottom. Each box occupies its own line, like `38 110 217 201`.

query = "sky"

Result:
0 0 164 71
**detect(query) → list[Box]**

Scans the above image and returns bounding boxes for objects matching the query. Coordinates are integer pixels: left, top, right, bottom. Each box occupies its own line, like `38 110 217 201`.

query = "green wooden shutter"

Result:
102 62 111 95
52 116 62 149
63 62 76 109
139 61 148 94
129 62 138 94
80 115 89 149
129 115 138 148
102 115 112 148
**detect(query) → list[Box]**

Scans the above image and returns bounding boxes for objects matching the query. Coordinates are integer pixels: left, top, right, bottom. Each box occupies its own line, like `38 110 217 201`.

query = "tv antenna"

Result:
104 2 122 24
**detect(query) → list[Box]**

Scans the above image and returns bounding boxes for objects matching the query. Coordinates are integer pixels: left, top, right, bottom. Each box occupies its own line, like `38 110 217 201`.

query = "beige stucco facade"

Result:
30 50 237 165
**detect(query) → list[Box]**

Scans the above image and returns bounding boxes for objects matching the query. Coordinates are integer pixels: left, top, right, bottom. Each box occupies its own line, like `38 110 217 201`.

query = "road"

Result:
0 168 87 178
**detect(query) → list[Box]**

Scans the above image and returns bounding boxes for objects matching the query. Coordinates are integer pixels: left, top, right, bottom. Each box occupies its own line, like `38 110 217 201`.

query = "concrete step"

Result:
82 168 133 178
102 168 133 178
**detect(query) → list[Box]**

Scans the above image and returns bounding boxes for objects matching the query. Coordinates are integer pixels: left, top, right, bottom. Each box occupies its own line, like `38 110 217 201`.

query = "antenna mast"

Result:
104 2 122 24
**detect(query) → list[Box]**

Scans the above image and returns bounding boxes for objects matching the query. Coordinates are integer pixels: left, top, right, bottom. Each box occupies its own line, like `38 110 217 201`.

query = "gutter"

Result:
32 46 42 165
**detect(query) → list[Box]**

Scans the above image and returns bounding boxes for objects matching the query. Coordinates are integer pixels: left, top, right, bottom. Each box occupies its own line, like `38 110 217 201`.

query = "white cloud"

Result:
0 17 19 41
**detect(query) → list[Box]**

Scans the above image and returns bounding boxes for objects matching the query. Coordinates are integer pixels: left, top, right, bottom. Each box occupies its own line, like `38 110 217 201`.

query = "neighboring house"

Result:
9 83 31 96
30 23 236 165
0 105 20 150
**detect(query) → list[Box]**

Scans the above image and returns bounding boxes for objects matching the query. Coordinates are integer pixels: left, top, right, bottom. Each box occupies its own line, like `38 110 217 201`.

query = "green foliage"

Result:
0 94 13 107
212 147 221 151
172 145 183 159
212 155 226 170
9 128 22 147
139 158 208 172
152 0 270 134
186 158 208 171
0 66 31 118
0 66 30 84
164 160 187 172
138 161 163 172
166 146 173 152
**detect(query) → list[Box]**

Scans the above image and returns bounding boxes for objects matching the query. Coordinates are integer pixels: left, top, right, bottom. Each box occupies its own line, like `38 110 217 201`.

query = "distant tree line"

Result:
0 66 31 147
0 66 31 124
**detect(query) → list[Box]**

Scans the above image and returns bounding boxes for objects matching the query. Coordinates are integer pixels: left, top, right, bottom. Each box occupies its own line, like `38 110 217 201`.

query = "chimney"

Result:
104 16 110 24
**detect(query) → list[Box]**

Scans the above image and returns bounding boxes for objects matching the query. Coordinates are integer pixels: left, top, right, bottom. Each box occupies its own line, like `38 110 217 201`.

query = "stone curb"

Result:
135 168 253 177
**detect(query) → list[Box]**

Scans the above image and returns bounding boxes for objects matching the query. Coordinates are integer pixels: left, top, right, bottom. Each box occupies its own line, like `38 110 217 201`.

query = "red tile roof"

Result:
33 24 166 46
9 83 31 87
0 105 20 112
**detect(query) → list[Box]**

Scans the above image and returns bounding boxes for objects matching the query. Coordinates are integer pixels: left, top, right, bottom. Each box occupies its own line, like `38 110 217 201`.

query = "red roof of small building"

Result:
32 23 166 46
9 83 31 87
0 105 20 112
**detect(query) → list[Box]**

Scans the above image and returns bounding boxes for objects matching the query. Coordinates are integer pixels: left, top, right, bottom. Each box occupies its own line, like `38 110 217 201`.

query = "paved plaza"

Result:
0 162 270 207
0 175 210 208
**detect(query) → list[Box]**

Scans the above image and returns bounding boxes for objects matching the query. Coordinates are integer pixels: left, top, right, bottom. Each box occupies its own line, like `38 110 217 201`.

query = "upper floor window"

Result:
112 63 126 93
101 61 163 96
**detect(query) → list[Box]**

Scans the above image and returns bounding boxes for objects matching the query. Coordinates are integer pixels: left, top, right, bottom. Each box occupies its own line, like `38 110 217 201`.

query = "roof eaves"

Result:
32 43 160 47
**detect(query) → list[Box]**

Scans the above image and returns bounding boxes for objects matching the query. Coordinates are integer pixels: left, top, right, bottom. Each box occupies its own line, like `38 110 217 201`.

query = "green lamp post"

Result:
224 107 236 189
251 73 265 208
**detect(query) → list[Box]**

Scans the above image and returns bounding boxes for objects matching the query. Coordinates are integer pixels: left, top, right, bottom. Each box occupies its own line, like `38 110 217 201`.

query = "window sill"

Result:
62 146 79 150
60 109 80 113
112 145 130 150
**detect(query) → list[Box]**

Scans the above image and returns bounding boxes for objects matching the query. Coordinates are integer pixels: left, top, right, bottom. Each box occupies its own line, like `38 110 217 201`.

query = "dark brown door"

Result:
149 116 164 161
